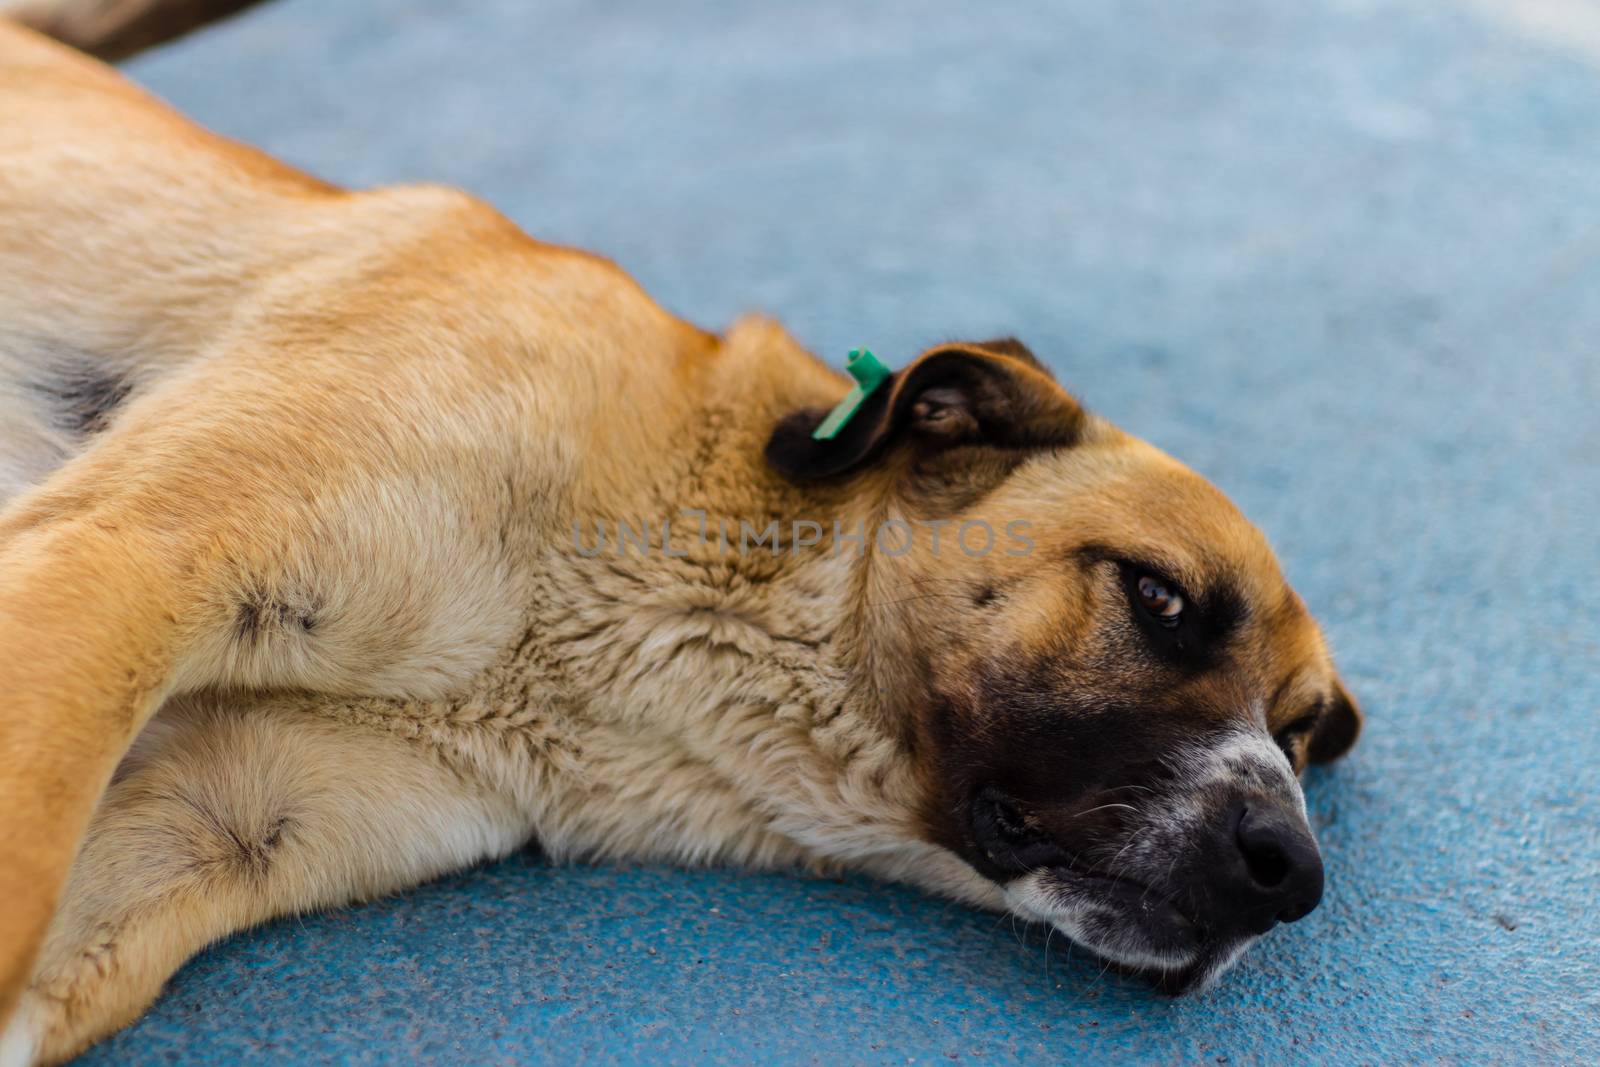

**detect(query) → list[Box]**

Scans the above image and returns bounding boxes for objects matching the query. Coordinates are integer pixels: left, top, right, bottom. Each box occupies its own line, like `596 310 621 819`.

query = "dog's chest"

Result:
346 549 863 868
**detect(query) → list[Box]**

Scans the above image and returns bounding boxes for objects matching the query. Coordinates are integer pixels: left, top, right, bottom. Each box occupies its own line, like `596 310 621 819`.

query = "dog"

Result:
0 3 1362 1063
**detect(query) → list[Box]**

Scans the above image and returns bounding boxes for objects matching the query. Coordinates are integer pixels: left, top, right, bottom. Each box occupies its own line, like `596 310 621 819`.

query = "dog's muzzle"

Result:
976 730 1325 991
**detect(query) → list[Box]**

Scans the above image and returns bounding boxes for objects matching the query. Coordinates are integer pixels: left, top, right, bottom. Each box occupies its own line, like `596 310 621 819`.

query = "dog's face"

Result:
768 340 1361 991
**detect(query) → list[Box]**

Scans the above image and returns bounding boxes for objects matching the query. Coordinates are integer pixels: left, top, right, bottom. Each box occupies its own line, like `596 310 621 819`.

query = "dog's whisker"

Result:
1071 802 1138 819
1101 824 1152 880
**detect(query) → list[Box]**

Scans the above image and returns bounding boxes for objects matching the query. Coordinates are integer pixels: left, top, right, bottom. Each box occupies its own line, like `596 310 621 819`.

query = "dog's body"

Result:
0 13 1361 1065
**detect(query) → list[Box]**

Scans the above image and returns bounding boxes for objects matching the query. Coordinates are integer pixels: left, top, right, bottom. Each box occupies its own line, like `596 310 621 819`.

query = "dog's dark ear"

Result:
765 339 1084 482
1308 677 1363 764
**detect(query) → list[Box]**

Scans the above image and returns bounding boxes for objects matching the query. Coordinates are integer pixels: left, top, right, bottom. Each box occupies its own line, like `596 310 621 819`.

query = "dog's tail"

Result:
2 0 266 61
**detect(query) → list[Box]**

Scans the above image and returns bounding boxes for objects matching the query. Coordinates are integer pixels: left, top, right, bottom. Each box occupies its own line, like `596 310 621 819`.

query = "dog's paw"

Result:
0 996 44 1067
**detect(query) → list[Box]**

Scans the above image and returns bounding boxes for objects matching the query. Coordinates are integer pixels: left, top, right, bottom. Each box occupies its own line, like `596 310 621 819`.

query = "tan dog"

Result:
0 6 1362 1064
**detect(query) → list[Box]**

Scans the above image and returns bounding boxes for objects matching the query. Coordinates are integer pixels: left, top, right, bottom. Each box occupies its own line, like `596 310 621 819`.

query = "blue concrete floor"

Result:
79 0 1600 1062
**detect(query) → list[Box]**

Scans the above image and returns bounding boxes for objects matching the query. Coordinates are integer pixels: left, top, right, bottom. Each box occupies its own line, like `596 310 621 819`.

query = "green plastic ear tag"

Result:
812 348 892 440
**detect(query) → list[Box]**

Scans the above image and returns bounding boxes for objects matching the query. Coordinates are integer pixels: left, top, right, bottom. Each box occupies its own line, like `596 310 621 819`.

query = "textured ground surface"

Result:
71 0 1600 1062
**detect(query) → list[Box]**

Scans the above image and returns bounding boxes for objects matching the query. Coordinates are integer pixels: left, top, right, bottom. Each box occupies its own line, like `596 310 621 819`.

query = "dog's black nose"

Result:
1209 800 1324 934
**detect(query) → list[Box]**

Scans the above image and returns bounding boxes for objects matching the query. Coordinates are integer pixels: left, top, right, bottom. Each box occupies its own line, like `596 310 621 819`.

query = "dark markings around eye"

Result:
1114 559 1244 673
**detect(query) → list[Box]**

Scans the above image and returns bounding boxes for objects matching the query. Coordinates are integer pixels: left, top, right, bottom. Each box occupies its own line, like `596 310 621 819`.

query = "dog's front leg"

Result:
0 350 530 1026
0 505 198 1024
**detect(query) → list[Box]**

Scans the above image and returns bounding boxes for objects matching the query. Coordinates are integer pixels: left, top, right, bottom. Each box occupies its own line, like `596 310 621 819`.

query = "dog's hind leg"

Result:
2 694 530 1067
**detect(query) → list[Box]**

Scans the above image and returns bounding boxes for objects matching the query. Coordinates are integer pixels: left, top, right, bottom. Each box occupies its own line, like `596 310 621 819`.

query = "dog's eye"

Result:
1136 574 1184 627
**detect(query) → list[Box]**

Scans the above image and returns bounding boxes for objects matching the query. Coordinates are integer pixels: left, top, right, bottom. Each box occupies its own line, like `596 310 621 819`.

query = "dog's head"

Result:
767 339 1361 992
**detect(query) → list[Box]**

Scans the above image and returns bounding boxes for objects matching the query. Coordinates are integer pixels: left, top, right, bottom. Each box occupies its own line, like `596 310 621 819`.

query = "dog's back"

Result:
0 18 327 499
0 13 722 511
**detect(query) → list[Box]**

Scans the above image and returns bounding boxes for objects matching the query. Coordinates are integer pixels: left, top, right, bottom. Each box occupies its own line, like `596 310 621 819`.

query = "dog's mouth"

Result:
1000 864 1263 996
963 730 1326 994
1109 943 1258 996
